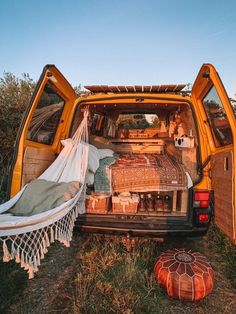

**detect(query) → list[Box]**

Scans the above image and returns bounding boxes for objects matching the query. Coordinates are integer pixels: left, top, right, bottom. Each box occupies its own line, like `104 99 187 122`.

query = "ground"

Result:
1 225 236 314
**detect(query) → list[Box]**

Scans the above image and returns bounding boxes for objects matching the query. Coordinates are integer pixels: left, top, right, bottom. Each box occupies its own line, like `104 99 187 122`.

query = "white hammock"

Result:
0 110 89 278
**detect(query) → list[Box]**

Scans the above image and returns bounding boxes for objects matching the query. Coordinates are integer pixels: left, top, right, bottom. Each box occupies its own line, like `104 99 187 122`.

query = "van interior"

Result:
22 99 200 220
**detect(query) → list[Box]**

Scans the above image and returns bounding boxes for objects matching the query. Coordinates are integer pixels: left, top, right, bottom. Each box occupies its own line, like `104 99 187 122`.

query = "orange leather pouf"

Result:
154 248 214 301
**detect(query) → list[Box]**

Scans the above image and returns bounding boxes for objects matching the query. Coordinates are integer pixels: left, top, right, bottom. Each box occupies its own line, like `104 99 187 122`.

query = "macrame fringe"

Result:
0 110 89 279
0 201 83 279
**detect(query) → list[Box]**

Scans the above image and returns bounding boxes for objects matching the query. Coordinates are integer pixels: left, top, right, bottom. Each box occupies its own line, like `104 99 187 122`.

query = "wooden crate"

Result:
86 194 111 214
112 195 139 214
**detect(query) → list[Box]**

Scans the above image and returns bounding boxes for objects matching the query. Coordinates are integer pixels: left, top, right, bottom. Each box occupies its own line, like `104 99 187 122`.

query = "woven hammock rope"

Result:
0 111 89 279
154 248 214 301
0 197 85 279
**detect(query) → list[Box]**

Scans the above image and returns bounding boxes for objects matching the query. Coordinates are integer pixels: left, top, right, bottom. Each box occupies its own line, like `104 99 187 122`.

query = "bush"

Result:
0 72 35 200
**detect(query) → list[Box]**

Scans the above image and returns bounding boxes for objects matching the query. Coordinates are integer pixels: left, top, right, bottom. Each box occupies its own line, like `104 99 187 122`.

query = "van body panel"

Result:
192 63 236 243
10 65 76 197
8 63 236 242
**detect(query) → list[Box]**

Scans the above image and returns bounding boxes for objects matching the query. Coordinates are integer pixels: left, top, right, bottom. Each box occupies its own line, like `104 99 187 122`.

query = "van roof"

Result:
84 84 187 94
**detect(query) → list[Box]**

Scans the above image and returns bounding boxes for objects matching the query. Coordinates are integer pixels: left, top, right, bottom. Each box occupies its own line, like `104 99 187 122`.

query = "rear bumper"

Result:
75 214 209 238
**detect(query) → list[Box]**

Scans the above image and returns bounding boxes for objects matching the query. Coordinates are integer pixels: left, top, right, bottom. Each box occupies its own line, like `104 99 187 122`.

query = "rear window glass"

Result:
202 86 233 147
27 83 65 145
116 114 159 129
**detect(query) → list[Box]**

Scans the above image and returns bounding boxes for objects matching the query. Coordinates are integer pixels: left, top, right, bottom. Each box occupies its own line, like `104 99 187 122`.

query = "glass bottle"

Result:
138 194 146 212
155 192 163 212
163 195 172 212
146 194 154 212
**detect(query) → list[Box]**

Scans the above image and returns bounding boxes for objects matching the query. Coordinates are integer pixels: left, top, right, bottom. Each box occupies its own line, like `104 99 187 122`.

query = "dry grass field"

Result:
1 224 236 314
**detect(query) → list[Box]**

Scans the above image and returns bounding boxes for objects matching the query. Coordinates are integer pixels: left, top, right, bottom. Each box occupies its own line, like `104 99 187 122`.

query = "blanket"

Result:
94 157 117 193
111 153 187 192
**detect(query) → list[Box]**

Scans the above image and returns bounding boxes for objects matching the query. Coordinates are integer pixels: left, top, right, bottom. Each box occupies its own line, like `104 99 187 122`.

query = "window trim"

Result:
202 85 233 148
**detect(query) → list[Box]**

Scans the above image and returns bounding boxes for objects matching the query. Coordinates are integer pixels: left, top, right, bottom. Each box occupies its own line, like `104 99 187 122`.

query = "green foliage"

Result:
117 114 150 129
0 72 35 199
150 116 160 128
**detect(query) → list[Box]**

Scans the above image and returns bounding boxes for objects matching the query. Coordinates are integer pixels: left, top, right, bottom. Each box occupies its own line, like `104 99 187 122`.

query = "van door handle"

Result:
224 156 229 171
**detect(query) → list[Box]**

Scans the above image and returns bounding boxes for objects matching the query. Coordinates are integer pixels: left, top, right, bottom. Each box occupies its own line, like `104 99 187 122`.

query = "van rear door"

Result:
191 64 236 243
9 65 76 197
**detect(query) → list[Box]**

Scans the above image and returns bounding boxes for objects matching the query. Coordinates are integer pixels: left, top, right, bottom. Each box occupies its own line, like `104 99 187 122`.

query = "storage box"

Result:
86 193 111 214
112 193 139 214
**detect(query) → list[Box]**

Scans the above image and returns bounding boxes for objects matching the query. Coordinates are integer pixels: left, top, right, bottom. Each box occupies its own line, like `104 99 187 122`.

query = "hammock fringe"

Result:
1 200 83 279
0 110 89 279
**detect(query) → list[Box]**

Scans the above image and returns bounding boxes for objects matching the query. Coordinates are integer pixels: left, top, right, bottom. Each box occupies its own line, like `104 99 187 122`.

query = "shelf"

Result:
111 138 165 143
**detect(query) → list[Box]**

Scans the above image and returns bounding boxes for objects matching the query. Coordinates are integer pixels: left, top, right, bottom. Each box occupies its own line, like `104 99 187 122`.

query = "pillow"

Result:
86 171 95 185
88 144 100 173
98 148 114 159
8 179 80 216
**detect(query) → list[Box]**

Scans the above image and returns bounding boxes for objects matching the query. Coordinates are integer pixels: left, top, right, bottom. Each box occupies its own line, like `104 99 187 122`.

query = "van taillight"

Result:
193 191 210 208
198 213 210 223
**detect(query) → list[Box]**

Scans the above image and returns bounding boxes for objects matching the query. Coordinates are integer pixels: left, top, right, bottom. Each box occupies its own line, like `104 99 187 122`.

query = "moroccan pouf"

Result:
154 248 214 301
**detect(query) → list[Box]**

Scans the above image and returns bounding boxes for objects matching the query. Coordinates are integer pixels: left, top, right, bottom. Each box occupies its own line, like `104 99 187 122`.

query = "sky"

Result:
0 0 236 97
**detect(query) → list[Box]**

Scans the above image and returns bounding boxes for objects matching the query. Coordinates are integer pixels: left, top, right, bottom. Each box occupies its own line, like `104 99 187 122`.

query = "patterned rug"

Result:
111 154 187 192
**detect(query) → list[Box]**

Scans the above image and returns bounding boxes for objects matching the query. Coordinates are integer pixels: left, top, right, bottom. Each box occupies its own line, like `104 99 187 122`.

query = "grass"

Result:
207 225 236 288
0 259 27 313
1 224 236 313
73 236 167 313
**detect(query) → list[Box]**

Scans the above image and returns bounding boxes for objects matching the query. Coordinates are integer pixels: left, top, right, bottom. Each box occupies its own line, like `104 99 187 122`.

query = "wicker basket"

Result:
86 193 111 214
112 194 139 214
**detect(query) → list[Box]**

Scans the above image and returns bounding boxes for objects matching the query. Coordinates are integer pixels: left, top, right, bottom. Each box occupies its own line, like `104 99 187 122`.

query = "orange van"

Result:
7 64 236 243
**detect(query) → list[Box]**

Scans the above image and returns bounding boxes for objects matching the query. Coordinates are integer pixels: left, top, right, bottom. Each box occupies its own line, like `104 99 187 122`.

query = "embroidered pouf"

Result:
154 248 214 301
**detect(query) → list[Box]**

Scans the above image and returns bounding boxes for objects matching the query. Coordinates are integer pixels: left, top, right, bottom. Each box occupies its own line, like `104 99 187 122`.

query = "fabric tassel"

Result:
11 241 16 260
40 244 45 259
15 248 20 263
45 232 50 247
50 227 55 243
37 252 41 266
3 240 11 262
55 227 58 241
28 266 34 279
42 237 48 254
20 251 26 268
33 256 39 272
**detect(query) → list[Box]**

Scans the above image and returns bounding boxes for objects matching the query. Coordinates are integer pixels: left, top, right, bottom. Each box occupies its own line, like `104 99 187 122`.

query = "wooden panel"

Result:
143 86 151 92
158 85 169 93
22 147 56 186
211 150 235 242
165 84 176 92
174 84 186 92
84 85 103 93
84 84 187 94
135 85 142 92
109 86 120 93
150 85 160 92
126 86 135 92
118 86 127 92
101 85 109 93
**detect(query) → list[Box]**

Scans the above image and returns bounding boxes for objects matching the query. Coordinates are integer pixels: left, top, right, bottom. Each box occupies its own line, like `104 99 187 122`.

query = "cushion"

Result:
8 179 80 216
154 248 214 301
98 148 114 159
88 144 100 173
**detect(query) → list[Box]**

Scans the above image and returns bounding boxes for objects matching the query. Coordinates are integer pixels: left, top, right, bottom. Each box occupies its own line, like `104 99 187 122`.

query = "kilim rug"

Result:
111 154 187 192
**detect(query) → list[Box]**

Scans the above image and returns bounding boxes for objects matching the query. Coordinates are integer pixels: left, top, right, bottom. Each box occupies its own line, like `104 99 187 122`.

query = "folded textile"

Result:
94 157 117 193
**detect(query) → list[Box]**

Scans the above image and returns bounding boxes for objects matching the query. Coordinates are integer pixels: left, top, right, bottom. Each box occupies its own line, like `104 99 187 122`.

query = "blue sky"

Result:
1 0 236 96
